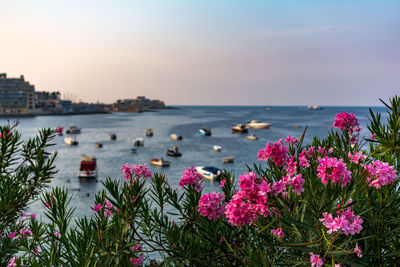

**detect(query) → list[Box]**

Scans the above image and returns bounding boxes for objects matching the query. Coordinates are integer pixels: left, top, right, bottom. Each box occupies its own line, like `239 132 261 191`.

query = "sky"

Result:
0 0 399 106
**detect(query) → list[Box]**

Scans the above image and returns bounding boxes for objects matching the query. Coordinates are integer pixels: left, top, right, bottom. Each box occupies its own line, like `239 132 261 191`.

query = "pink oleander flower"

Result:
238 172 262 200
317 157 351 187
348 152 366 164
284 135 298 145
0 231 2 237
333 112 360 133
56 126 63 134
286 156 297 175
34 247 39 253
179 166 203 192
310 252 323 267
198 192 226 220
363 160 397 188
55 232 61 238
30 213 37 220
131 243 143 252
320 209 363 236
91 203 103 212
104 200 115 217
8 257 17 267
291 174 305 195
258 139 289 167
354 243 362 258
121 163 152 181
349 135 357 145
299 149 310 168
272 180 286 195
271 226 285 238
130 255 144 266
8 232 16 239
306 146 315 157
225 192 259 226
369 133 377 141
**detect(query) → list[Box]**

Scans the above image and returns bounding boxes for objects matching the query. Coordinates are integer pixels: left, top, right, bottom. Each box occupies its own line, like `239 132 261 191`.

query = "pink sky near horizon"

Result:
0 1 399 106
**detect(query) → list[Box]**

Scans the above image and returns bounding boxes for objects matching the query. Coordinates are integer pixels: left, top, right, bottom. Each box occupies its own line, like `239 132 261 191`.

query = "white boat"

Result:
78 155 97 178
170 133 183 140
66 125 81 134
199 128 211 136
246 134 259 140
64 137 78 146
195 166 223 180
133 138 144 146
246 120 272 129
150 158 170 167
146 129 154 137
213 145 222 152
307 105 323 110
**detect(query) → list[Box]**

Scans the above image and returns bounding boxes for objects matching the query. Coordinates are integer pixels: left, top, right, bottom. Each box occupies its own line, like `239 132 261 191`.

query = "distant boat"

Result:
110 134 117 140
199 128 211 136
130 148 137 153
222 156 235 164
78 155 97 178
246 120 272 129
150 158 170 167
166 146 182 157
170 133 183 140
146 129 154 137
133 138 144 147
95 143 103 148
195 166 222 180
64 137 78 146
232 124 248 133
307 105 323 110
213 145 222 152
247 134 259 140
66 125 81 134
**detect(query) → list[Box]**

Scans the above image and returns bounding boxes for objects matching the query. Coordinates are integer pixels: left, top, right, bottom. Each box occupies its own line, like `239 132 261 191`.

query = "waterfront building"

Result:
0 73 36 115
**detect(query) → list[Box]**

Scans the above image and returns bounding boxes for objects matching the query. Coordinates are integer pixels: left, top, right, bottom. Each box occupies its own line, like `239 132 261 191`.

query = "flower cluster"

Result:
258 139 289 167
333 112 361 134
225 172 272 226
198 192 226 220
363 160 397 188
271 226 285 238
121 163 152 181
310 253 323 267
317 157 351 187
320 208 363 235
284 135 298 145
179 166 203 192
348 152 366 164
130 255 144 266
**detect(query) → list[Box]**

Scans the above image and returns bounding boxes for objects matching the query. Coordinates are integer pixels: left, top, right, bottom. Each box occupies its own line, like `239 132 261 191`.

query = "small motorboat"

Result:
170 133 183 140
222 156 235 164
247 134 259 140
130 148 137 153
150 158 170 167
146 129 154 137
64 137 78 146
199 128 211 136
213 145 222 152
232 124 248 133
246 120 272 129
307 105 323 110
166 146 182 157
78 155 97 178
110 134 117 140
195 166 223 180
66 125 81 134
133 138 144 147
95 143 103 148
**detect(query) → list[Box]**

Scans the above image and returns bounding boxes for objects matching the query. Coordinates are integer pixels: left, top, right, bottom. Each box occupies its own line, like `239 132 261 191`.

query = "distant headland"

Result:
0 73 166 116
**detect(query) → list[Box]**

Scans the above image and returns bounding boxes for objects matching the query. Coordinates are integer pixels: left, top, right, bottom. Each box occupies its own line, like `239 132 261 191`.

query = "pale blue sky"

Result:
0 1 399 105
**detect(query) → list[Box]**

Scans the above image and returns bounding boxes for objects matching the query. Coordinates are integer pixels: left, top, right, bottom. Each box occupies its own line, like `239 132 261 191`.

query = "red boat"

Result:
78 155 98 178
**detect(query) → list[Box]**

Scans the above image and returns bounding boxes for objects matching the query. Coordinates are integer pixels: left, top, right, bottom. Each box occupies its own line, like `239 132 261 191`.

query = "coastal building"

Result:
113 96 165 112
35 91 63 114
0 73 36 115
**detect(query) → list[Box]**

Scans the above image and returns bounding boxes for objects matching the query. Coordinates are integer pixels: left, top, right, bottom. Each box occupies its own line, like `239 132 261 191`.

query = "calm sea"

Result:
0 106 386 218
